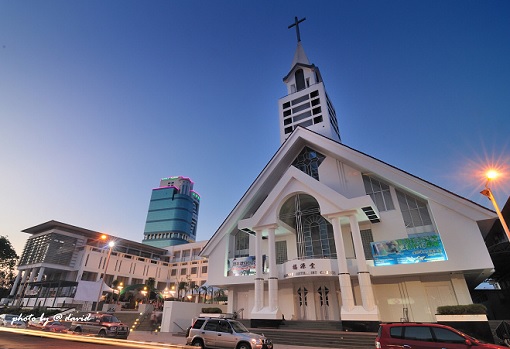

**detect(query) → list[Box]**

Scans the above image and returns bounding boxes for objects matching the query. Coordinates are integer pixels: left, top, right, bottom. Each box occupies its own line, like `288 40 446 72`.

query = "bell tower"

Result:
278 17 341 144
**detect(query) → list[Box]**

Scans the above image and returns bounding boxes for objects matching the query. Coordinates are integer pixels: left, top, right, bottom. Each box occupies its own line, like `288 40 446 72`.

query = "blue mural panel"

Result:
371 234 447 266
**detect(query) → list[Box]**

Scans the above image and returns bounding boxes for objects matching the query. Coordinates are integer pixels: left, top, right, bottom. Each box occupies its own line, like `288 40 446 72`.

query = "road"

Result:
0 328 188 349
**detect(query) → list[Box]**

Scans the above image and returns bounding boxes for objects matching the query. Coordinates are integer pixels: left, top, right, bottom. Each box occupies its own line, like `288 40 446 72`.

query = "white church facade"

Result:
200 18 496 328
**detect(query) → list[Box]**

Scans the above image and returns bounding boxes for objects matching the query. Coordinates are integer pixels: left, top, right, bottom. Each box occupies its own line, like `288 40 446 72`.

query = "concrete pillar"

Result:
253 229 264 312
9 272 22 297
349 214 376 311
330 216 355 311
267 226 278 311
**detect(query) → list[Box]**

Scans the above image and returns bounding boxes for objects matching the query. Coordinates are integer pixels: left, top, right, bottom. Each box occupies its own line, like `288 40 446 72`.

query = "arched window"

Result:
279 194 336 259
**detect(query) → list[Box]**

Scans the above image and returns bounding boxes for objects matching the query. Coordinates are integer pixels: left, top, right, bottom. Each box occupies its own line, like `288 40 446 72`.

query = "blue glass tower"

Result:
142 176 200 247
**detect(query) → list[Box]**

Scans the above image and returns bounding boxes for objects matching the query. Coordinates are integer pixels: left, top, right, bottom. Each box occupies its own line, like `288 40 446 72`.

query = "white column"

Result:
349 214 376 311
15 270 30 305
26 267 39 292
9 272 22 297
253 229 264 312
36 267 45 282
267 226 278 312
330 216 355 311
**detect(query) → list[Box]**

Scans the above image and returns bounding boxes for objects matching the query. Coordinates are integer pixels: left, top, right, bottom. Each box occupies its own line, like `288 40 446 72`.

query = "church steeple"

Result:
278 17 341 144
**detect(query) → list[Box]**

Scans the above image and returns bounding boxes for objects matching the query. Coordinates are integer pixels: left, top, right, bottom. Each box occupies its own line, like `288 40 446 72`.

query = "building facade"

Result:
142 176 200 247
199 22 497 328
9 221 208 310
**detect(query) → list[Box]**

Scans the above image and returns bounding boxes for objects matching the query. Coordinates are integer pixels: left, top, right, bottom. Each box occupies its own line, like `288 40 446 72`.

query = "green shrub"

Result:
201 307 223 314
437 304 487 315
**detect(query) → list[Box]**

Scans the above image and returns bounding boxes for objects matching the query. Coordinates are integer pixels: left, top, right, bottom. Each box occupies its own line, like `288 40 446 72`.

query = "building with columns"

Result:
9 221 208 310
199 19 496 328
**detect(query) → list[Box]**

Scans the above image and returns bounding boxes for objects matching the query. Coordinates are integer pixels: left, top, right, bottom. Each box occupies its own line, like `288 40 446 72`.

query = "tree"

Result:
200 285 208 303
177 280 188 301
0 236 19 298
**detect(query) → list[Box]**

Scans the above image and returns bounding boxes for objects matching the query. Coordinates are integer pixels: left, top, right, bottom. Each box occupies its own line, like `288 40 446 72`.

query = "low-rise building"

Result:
9 220 207 310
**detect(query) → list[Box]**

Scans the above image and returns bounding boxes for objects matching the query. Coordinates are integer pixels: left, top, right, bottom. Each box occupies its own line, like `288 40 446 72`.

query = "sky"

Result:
1 0 510 255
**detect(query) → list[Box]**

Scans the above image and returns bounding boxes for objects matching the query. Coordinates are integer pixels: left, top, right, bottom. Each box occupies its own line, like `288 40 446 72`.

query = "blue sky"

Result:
1 0 510 254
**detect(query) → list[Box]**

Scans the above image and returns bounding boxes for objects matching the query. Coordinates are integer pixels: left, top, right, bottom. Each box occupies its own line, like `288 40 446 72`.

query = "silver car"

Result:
186 316 272 349
0 314 26 328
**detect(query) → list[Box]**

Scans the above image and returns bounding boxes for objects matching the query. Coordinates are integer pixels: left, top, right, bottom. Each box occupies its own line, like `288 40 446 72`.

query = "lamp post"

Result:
95 238 115 311
480 170 510 241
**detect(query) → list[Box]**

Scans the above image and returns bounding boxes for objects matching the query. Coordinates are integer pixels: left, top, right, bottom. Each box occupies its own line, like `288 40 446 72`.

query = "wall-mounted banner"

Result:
371 234 447 266
228 256 267 276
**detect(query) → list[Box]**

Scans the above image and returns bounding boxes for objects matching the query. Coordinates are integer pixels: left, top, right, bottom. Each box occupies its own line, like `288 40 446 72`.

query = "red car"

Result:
41 320 68 333
376 322 504 349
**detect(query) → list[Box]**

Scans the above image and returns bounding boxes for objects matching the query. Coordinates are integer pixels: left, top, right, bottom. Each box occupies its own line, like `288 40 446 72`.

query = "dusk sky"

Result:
1 1 509 255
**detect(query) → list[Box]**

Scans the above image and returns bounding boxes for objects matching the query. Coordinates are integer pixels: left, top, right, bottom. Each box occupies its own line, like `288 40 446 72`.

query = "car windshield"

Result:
230 320 249 333
102 315 120 323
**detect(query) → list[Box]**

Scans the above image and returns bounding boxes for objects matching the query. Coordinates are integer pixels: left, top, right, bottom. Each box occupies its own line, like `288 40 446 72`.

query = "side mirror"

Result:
465 339 473 346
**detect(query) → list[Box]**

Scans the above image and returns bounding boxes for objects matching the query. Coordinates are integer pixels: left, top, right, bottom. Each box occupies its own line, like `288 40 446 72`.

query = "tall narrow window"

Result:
360 229 374 260
234 231 250 257
295 69 305 91
362 174 395 211
276 241 288 264
396 189 433 233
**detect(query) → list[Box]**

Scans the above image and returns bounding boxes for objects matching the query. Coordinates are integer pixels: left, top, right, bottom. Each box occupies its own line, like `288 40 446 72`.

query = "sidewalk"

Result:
128 331 325 349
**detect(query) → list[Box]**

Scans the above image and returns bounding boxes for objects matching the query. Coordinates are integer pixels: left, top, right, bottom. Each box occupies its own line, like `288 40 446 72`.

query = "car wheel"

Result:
191 339 205 348
98 330 107 337
237 343 251 349
74 327 82 334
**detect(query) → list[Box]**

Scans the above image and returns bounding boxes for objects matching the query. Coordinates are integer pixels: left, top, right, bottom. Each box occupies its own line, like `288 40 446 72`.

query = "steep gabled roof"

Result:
201 126 495 256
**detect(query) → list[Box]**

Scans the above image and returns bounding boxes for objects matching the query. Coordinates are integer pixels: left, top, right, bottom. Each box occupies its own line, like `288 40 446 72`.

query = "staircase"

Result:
245 320 376 348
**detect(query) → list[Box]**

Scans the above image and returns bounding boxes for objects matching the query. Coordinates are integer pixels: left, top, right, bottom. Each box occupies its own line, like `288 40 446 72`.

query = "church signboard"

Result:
371 234 447 266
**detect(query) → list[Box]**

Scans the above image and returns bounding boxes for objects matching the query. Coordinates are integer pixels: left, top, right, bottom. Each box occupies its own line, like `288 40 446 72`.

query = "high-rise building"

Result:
142 176 200 248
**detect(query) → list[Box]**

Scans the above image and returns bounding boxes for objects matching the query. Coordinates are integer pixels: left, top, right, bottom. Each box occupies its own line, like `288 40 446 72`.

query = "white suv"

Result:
186 316 273 349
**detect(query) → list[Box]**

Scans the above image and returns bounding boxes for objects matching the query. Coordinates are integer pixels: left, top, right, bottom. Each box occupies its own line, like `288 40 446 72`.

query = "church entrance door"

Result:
316 285 330 320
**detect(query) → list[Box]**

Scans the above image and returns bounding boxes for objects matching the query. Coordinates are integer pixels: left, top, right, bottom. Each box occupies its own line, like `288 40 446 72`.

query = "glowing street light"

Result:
480 170 510 241
95 237 115 311
117 282 124 303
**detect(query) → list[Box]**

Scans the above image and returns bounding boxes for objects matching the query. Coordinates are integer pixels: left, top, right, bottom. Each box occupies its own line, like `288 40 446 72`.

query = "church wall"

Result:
373 275 466 323
206 234 230 285
318 158 366 199
278 233 298 261
278 285 295 321
429 200 494 272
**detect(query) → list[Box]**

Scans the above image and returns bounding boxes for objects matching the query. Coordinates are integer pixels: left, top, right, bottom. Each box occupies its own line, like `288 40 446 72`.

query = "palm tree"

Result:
200 286 208 303
177 280 188 301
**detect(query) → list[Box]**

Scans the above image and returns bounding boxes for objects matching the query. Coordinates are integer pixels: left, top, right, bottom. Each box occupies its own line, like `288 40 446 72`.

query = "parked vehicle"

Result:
68 313 129 339
0 314 26 328
186 315 272 349
41 320 68 333
376 322 504 349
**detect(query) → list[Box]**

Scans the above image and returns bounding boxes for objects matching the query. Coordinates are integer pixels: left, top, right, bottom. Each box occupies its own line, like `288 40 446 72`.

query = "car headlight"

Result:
251 338 263 344
109 326 117 331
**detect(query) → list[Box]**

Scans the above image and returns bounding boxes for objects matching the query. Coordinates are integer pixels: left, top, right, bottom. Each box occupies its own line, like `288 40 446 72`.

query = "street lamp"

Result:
95 238 115 311
480 170 510 241
117 282 123 303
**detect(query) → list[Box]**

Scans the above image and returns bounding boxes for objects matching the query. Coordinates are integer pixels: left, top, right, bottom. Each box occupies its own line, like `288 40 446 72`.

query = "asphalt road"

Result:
0 328 189 349
0 331 112 349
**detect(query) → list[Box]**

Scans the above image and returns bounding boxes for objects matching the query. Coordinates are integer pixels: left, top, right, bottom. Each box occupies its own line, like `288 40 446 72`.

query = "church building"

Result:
200 18 496 328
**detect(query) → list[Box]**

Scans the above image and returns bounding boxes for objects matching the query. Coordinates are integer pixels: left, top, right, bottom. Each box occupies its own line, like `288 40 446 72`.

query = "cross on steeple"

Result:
288 16 306 43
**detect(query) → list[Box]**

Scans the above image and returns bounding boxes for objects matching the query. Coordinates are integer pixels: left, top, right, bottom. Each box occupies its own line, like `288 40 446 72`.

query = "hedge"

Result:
436 304 487 315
